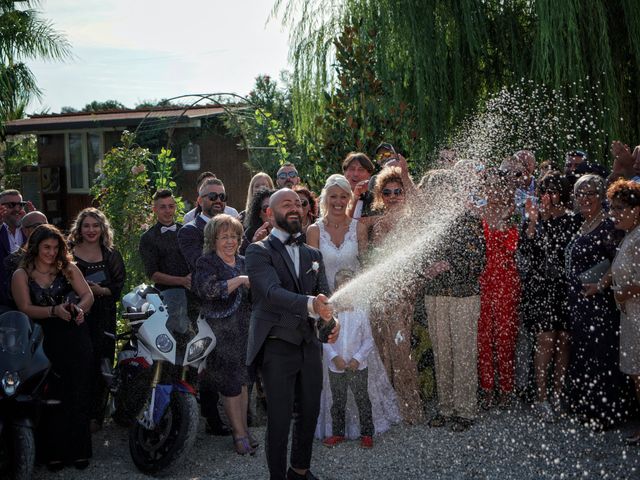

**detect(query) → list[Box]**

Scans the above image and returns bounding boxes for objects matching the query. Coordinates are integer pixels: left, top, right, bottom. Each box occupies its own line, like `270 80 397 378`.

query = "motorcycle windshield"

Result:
0 311 31 358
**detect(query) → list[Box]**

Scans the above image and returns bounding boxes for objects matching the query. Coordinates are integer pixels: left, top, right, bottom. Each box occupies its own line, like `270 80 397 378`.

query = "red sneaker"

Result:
360 435 373 448
322 435 345 447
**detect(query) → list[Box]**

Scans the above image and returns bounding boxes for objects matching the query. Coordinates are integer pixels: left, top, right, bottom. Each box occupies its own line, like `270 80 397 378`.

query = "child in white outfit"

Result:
322 269 375 448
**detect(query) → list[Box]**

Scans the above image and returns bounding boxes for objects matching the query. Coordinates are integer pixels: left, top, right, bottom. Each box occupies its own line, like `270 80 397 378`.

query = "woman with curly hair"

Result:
12 224 94 471
293 184 318 235
366 167 425 424
241 188 275 255
69 208 125 432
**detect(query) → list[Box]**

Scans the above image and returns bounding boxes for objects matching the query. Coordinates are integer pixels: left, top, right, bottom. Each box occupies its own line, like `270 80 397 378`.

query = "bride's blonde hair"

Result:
319 174 353 218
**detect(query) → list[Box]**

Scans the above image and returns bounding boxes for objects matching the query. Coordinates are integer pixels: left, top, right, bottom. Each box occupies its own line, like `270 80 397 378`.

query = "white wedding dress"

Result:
314 219 401 439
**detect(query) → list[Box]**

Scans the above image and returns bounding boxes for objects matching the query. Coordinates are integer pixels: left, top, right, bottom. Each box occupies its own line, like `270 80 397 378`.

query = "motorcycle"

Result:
0 311 51 480
104 284 215 475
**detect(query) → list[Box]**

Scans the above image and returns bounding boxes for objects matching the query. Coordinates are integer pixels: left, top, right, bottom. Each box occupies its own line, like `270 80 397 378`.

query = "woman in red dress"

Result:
478 168 521 409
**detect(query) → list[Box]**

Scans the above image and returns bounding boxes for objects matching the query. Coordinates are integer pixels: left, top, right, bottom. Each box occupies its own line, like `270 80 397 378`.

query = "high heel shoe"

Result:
74 459 90 470
233 436 256 455
46 461 64 472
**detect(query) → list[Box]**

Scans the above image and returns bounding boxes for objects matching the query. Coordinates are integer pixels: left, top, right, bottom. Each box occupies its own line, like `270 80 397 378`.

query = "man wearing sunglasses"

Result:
275 163 301 189
0 189 29 312
183 171 239 224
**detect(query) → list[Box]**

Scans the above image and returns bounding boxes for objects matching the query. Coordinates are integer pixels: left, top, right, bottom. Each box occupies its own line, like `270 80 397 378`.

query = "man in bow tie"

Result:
139 189 193 331
246 188 339 480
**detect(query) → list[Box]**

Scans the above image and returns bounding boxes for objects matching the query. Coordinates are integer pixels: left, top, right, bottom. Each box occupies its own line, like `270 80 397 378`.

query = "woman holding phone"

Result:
12 224 94 470
69 208 126 433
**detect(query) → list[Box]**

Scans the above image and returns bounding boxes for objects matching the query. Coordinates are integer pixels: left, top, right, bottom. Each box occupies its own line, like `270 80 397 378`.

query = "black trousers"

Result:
328 368 374 437
260 338 322 480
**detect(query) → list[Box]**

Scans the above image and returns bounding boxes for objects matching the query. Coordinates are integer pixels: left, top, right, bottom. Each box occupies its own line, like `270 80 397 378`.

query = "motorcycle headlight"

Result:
155 334 174 353
2 371 20 397
187 338 213 362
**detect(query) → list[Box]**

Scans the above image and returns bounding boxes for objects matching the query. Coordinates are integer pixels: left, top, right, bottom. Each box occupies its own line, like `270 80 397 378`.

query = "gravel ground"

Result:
32 400 640 480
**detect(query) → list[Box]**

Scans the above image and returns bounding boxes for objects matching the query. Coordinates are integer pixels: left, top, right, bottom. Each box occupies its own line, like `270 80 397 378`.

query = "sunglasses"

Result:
300 199 309 207
375 150 396 163
201 192 227 202
1 201 27 209
23 222 45 229
277 171 299 180
382 188 404 197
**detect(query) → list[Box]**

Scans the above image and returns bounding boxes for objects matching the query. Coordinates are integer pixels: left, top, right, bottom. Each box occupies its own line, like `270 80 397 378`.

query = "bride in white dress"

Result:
306 174 401 439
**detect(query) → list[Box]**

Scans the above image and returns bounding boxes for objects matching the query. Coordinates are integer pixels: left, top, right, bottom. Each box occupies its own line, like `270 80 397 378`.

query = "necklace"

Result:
34 266 54 275
581 211 605 234
325 217 347 229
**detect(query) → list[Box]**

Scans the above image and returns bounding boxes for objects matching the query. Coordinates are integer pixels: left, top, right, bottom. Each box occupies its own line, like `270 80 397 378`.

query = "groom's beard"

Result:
275 211 302 235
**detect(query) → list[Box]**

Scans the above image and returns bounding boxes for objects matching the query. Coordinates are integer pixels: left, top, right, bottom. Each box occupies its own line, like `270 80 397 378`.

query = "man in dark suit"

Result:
246 188 338 480
177 177 231 435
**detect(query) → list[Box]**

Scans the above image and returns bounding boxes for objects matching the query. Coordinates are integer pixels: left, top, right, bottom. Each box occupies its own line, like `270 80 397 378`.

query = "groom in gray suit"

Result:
246 188 338 480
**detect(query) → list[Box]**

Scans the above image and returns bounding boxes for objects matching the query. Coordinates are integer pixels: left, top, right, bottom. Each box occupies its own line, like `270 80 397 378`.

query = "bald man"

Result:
3 210 48 310
245 189 338 480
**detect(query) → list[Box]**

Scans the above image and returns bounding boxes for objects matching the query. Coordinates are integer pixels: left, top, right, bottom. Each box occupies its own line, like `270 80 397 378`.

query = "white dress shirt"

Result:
7 227 23 253
270 227 318 317
324 308 374 372
183 205 239 223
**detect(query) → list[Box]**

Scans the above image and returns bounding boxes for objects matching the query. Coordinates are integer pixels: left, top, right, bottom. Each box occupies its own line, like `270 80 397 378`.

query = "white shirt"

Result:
270 227 318 317
324 308 374 372
7 227 23 253
183 206 239 223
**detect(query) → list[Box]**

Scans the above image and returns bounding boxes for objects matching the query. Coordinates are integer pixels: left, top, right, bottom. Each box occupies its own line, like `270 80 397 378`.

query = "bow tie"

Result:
285 234 304 246
160 224 177 233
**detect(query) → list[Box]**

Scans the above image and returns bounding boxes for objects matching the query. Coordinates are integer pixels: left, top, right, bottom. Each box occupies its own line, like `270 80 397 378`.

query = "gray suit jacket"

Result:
245 234 329 365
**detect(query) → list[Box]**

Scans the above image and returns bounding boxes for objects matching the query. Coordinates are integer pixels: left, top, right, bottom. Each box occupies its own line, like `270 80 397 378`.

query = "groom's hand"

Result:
326 319 340 344
313 294 333 320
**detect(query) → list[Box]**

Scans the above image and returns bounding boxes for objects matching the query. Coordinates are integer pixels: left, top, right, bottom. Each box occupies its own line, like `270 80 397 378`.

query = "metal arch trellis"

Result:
132 92 287 174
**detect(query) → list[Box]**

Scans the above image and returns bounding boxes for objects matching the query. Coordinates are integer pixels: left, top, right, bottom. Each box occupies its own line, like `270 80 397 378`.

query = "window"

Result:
65 132 104 193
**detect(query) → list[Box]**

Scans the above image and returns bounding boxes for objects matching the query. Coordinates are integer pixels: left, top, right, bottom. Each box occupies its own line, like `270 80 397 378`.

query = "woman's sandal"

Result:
233 436 257 456
248 432 260 449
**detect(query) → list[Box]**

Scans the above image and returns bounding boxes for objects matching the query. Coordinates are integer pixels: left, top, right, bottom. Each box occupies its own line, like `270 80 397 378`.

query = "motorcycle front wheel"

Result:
0 424 35 480
128 390 199 476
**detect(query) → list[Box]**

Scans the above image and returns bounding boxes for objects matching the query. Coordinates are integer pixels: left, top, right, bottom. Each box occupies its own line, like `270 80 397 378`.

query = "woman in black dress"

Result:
565 174 630 428
193 214 254 455
520 172 580 420
69 208 125 432
240 187 274 255
11 224 94 470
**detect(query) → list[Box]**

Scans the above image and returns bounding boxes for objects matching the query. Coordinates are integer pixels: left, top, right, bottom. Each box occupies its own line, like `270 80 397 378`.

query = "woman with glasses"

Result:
293 185 318 235
608 179 640 444
11 224 94 471
241 188 275 255
193 214 255 455
364 167 425 424
68 208 125 433
477 168 521 409
519 172 580 421
565 174 628 429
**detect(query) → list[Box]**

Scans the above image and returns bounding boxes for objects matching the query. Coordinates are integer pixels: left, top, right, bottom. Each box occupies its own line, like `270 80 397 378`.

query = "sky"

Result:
26 0 291 113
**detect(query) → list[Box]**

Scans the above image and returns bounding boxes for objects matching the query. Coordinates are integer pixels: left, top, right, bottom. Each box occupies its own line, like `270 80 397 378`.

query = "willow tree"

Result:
274 0 640 167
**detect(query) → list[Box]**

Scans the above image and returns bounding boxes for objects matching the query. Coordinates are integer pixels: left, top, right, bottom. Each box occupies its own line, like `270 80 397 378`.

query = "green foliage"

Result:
0 0 71 134
274 0 640 168
91 131 153 295
147 147 185 219
1 133 36 189
82 99 126 112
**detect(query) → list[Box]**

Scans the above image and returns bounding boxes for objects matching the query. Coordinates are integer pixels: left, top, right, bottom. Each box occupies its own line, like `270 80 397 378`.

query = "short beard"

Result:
275 211 301 235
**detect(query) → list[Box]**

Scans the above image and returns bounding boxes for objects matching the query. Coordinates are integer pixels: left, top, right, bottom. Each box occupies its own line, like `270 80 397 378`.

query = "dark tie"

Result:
285 234 304 246
160 224 177 233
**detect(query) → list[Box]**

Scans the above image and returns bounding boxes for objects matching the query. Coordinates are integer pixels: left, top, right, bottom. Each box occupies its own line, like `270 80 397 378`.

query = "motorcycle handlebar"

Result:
122 311 152 321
